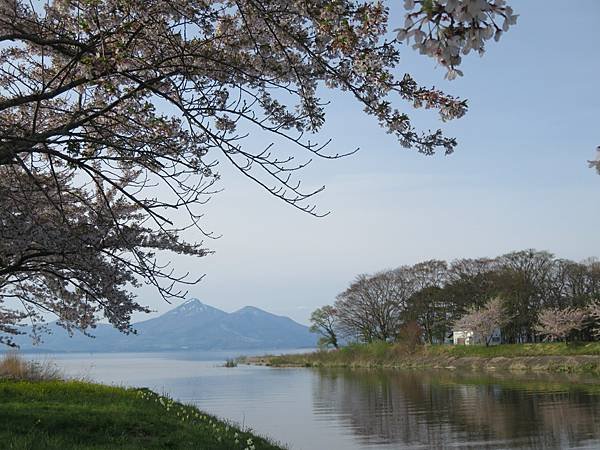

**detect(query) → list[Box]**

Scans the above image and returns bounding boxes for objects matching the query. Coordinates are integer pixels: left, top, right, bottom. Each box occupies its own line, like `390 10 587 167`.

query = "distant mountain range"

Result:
14 299 317 352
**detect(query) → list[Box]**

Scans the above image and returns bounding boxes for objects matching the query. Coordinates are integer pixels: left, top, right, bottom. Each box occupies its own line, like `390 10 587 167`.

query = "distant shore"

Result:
243 342 600 375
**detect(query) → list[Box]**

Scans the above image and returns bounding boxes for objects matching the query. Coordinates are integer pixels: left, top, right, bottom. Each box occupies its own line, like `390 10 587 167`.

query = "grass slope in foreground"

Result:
0 379 285 450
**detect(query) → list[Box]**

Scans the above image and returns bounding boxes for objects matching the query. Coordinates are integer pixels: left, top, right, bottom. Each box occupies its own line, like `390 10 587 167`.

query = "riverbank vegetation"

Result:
0 354 284 450
250 341 600 375
0 352 63 381
310 250 600 348
224 358 239 368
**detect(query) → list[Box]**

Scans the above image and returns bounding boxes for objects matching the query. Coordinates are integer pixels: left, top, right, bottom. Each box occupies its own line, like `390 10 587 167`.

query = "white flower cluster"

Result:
588 146 600 175
395 0 518 79
136 390 259 448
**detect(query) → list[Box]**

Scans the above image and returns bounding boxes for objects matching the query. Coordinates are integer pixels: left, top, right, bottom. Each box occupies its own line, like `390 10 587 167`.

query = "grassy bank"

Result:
0 355 284 450
247 342 600 375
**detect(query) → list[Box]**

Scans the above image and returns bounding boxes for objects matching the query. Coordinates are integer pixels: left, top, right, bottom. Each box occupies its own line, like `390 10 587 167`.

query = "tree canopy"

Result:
2 0 518 343
309 305 339 349
317 250 600 345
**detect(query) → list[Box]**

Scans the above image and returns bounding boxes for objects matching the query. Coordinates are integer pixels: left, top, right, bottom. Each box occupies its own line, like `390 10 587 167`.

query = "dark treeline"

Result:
310 250 600 346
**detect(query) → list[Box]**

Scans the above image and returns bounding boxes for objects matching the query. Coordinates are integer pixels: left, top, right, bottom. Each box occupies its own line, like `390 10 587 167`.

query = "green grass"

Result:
261 341 600 371
426 342 600 358
0 379 285 450
264 341 410 368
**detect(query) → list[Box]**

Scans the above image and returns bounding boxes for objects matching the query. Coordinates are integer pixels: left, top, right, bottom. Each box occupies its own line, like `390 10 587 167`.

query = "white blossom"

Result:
394 0 518 78
535 307 588 341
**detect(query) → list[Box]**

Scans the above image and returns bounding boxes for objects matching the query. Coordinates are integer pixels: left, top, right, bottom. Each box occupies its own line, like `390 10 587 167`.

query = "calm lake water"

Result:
25 352 600 450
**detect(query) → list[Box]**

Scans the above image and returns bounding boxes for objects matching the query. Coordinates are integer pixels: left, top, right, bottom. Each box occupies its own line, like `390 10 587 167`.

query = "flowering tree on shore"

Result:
0 167 208 346
453 296 507 346
534 307 588 342
589 301 600 337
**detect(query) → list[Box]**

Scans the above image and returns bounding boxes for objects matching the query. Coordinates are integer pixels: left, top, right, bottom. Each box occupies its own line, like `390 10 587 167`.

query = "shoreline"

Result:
244 354 600 374
243 343 600 375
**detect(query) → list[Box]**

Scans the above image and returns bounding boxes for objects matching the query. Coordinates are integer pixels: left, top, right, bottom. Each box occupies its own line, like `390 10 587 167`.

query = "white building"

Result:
452 328 502 345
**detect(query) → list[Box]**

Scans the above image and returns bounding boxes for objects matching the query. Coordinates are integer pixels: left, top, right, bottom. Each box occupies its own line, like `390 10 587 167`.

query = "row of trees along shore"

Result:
310 250 600 348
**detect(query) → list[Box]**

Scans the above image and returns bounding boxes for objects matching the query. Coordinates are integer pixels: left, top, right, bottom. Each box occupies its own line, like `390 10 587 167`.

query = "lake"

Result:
26 352 600 449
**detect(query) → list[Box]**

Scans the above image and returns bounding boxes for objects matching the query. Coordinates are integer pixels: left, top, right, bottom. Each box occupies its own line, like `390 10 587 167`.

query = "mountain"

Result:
14 299 316 352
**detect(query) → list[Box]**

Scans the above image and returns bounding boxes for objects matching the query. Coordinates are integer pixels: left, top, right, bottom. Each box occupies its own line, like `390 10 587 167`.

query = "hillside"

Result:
14 299 316 352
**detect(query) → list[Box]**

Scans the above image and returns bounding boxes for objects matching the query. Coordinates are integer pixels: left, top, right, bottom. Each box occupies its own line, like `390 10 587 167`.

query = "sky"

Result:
135 1 600 325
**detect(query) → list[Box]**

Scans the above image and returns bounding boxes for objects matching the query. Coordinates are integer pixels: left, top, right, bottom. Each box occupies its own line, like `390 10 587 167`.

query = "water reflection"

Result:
312 369 600 449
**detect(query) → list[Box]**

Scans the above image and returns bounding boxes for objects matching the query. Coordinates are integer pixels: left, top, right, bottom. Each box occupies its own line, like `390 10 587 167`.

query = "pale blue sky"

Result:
137 1 600 324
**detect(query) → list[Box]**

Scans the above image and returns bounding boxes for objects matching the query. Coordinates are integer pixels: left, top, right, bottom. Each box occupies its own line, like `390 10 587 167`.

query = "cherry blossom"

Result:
535 307 588 342
395 0 518 79
453 296 508 346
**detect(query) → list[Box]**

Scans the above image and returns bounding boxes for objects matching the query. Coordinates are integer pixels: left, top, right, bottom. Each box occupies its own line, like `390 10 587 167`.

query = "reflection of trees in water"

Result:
312 369 600 449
